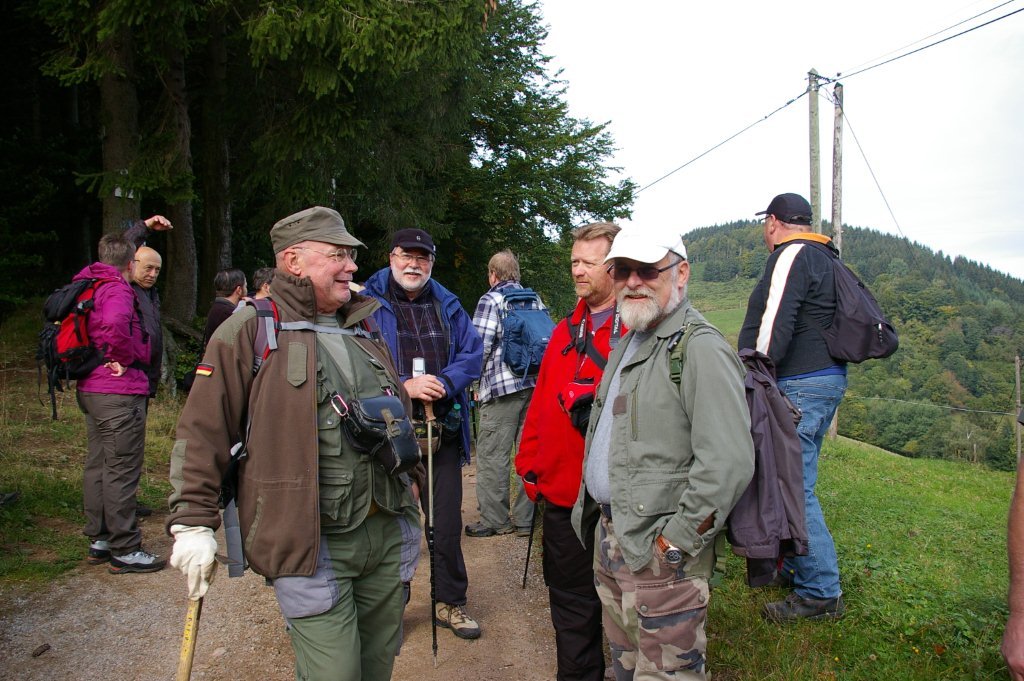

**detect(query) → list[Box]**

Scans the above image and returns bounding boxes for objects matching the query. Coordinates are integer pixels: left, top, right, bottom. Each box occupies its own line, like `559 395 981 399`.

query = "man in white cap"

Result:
571 226 754 680
166 206 418 680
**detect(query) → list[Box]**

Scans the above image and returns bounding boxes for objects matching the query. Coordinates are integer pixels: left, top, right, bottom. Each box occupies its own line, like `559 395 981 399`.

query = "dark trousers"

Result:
543 503 605 681
419 436 468 605
77 391 147 553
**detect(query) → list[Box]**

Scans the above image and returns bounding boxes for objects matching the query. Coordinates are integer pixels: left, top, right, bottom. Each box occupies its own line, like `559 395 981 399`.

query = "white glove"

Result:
169 524 219 600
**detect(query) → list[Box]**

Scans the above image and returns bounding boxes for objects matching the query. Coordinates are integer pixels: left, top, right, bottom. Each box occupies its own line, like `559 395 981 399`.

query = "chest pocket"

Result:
317 368 355 526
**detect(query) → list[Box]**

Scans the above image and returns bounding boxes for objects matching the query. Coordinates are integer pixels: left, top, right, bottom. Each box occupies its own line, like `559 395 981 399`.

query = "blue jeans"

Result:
777 373 846 600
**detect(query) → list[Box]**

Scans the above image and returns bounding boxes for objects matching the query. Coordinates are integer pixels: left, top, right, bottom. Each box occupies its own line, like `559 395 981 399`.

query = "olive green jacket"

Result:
571 301 755 573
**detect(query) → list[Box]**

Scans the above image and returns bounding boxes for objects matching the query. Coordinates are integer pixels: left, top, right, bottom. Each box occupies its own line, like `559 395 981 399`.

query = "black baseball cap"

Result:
390 228 436 255
755 193 812 226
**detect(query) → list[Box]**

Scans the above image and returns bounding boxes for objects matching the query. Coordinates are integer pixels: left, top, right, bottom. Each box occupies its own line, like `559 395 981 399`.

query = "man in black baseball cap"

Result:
755 193 813 227
740 193 848 623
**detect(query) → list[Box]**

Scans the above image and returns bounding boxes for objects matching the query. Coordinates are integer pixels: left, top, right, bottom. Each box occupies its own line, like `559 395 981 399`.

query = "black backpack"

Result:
807 242 899 363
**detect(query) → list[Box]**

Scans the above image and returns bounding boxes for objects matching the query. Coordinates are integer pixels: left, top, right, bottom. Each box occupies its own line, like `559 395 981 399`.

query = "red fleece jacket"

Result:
516 298 625 508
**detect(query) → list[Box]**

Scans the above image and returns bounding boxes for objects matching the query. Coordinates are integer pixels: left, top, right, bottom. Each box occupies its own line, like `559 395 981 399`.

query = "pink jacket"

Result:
74 262 150 396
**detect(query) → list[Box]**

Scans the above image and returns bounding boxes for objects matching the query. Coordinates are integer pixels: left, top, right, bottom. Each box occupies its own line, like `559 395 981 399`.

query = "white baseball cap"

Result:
604 227 687 264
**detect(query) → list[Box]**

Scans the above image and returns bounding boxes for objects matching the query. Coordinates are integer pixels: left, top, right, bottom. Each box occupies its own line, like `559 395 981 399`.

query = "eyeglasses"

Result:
607 258 683 282
391 251 434 266
294 246 357 263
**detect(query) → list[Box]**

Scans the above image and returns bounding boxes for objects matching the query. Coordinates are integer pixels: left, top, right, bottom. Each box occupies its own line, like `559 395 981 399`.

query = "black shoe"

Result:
135 503 153 518
464 521 513 538
108 549 166 574
762 593 845 622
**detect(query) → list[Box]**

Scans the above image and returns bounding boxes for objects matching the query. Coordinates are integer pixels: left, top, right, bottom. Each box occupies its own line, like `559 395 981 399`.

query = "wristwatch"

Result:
656 534 683 566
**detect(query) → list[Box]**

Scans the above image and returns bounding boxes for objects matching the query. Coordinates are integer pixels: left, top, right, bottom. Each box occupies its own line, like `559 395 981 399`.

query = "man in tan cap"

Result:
166 206 419 680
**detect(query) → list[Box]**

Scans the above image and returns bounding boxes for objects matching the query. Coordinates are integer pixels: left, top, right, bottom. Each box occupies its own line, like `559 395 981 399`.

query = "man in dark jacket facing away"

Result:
363 228 484 640
167 207 417 680
739 192 847 622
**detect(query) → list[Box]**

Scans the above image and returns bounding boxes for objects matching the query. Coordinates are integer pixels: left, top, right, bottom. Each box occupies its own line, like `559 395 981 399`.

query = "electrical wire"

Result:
831 4 1024 82
838 0 1020 76
636 89 809 194
845 394 1016 417
820 87 906 238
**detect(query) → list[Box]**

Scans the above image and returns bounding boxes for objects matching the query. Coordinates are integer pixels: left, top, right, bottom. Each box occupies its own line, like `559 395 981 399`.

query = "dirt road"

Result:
0 464 560 680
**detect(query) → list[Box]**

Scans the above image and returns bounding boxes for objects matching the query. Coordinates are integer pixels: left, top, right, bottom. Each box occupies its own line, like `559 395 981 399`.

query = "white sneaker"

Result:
108 549 166 574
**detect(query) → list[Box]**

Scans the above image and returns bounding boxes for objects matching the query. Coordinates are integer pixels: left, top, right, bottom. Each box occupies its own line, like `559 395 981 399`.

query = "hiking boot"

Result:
514 526 532 537
464 521 513 538
762 592 845 623
435 603 482 639
135 502 153 518
108 549 166 574
87 540 111 565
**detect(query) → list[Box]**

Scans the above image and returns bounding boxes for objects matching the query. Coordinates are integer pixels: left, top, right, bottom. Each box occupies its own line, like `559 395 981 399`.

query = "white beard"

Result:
616 273 684 332
390 264 432 293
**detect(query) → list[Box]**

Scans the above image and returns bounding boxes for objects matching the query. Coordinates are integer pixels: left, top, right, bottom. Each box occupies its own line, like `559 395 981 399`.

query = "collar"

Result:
778 232 832 247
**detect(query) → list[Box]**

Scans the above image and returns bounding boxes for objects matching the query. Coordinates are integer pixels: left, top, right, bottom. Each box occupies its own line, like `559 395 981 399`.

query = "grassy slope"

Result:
0 297 1015 678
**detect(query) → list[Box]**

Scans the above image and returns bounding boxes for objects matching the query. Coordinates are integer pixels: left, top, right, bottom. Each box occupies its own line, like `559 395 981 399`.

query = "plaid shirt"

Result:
388 277 449 379
472 280 544 402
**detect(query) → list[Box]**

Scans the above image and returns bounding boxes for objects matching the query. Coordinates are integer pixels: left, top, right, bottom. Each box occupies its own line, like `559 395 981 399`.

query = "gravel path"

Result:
0 464 559 680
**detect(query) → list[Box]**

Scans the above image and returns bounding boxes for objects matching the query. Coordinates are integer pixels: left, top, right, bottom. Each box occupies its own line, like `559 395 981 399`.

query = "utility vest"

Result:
315 332 408 533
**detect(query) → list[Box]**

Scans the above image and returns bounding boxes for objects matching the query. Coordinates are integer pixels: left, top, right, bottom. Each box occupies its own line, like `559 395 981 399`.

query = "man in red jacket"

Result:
517 221 625 681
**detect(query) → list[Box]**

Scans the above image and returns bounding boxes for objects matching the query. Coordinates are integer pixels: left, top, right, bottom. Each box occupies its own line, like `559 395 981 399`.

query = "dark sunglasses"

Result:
607 258 683 282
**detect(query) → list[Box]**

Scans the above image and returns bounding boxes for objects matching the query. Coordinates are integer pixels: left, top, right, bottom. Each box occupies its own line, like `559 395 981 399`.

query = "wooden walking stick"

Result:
175 597 202 681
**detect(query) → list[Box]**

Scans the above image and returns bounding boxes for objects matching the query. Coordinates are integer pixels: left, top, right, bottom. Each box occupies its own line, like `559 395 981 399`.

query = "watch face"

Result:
665 548 683 565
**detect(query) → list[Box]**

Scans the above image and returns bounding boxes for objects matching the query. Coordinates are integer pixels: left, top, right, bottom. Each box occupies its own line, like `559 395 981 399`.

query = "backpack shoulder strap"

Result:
667 321 718 385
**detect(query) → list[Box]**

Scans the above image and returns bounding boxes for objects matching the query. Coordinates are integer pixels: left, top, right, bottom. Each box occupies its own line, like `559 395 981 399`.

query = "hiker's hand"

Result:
105 361 126 377
170 525 218 600
404 374 446 401
144 215 172 231
1005 611 1024 680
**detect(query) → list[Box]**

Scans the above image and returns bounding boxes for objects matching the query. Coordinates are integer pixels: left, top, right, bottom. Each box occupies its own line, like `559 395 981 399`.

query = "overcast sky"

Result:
538 0 1024 281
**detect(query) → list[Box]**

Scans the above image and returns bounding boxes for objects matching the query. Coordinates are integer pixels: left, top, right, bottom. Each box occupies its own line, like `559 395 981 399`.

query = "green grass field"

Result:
0 301 1015 678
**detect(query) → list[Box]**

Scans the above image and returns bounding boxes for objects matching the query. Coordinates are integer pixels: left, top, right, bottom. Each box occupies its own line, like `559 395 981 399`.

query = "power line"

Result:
846 394 1015 417
828 4 1024 82
838 0 1020 76
636 89 808 194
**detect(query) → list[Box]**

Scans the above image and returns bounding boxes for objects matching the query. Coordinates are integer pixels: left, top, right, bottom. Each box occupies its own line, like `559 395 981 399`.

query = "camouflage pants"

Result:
594 517 710 680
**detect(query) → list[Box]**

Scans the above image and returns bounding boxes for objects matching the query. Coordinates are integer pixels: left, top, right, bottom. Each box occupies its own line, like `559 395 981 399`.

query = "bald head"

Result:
133 246 163 289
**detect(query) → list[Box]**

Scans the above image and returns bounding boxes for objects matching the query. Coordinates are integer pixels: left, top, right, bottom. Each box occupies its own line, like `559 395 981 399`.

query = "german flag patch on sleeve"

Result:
196 363 215 377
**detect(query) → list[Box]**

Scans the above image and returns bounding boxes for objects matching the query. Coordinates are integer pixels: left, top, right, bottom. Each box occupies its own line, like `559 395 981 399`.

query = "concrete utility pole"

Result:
808 68 822 233
831 82 844 254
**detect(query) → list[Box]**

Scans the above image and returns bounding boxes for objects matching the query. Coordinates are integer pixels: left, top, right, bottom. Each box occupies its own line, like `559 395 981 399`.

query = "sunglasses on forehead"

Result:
607 257 684 282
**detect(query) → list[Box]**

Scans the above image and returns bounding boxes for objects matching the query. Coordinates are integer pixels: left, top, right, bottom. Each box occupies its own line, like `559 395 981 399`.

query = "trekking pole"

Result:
424 401 439 668
175 597 202 681
521 496 541 589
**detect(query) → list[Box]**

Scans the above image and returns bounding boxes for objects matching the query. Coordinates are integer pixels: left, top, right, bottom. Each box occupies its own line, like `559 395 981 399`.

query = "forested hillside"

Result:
685 221 1024 470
